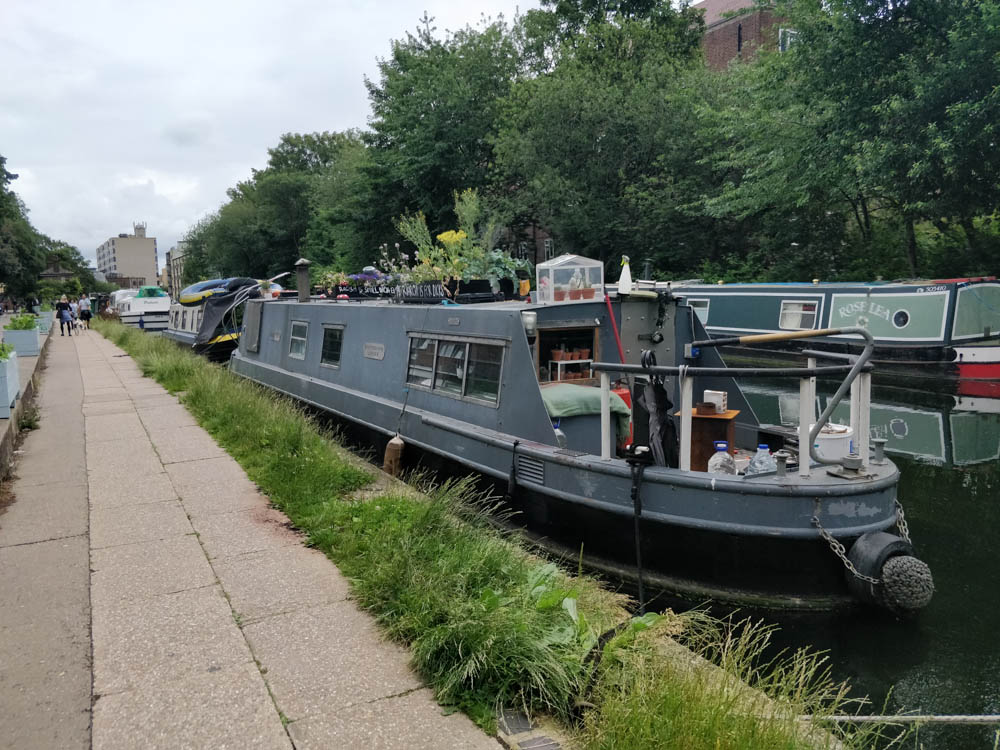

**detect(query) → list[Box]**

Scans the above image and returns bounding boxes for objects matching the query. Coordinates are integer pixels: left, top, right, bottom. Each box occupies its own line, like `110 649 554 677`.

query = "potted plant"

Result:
0 342 18 418
3 315 42 356
581 281 596 299
553 286 568 301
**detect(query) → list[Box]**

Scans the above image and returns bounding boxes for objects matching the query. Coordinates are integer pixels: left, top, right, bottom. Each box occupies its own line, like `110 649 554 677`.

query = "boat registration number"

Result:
364 343 385 360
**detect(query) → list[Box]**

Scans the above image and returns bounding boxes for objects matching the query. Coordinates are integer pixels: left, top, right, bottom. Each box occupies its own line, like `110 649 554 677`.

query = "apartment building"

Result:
96 222 158 287
164 242 187 299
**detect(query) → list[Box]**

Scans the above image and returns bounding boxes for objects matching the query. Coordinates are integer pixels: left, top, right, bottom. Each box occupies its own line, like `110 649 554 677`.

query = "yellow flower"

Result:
436 230 467 246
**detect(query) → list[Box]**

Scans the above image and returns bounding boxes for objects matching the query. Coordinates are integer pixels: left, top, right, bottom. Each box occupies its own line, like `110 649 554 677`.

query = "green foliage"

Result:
5 314 38 330
365 17 520 236
0 342 13 361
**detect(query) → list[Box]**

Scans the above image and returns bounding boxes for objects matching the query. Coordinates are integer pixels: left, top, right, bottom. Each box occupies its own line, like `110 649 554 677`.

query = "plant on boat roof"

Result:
5 314 38 330
387 189 530 284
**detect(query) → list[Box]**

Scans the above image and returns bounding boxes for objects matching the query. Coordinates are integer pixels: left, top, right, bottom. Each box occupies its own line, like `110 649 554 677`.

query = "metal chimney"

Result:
294 258 311 303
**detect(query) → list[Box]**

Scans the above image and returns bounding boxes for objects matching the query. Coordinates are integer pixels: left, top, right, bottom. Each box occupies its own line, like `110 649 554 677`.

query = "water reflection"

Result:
741 381 1000 748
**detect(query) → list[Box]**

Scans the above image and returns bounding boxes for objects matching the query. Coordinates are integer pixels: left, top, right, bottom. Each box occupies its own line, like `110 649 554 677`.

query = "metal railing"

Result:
592 326 875 475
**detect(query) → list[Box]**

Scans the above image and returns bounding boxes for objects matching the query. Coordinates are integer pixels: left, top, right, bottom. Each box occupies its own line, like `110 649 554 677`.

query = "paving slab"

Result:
91 534 215 605
193 506 302 561
0 623 91 750
243 601 423 720
93 585 251 696
214 545 351 624
13 449 88 487
82 400 136 417
135 403 198 428
149 425 227 464
0 536 90 630
286 687 498 750
84 412 148 443
90 499 192 549
82 387 130 402
0 480 88 547
92 661 292 750
88 470 177 510
86 438 163 476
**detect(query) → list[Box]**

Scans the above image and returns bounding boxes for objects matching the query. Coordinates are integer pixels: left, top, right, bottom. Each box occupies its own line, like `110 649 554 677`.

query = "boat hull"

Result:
120 312 169 331
231 342 900 610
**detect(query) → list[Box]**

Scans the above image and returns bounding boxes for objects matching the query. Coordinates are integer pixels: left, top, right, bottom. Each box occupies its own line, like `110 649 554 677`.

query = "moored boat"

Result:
227 256 934 613
656 278 1000 382
119 286 170 330
164 277 284 360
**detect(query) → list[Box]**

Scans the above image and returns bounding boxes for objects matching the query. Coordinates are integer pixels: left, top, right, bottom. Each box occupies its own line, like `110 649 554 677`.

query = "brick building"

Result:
694 0 792 70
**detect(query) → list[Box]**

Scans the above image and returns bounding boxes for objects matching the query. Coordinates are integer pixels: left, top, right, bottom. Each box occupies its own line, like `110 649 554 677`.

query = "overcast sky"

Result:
1 0 537 270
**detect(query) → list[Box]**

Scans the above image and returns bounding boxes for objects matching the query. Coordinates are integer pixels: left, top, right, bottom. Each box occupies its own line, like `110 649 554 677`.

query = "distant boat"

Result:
119 286 170 331
620 277 1000 382
164 277 283 359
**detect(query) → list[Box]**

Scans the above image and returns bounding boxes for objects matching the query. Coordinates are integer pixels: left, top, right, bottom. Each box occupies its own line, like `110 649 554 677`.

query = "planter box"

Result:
35 314 53 332
0 353 19 418
3 327 42 356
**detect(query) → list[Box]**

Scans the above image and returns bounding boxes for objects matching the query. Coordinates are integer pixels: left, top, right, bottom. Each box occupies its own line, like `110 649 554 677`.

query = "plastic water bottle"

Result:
745 444 777 476
707 441 736 475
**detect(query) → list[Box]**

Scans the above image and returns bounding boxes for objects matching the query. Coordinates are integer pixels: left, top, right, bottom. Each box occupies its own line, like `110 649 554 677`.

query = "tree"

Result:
365 17 521 238
0 154 46 299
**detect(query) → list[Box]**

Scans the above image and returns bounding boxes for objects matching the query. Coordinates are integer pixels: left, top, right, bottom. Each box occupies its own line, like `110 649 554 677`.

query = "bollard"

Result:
774 450 790 477
872 437 887 464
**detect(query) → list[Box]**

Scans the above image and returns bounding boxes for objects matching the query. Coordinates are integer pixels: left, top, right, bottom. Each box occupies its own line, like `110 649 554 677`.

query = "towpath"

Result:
0 329 499 749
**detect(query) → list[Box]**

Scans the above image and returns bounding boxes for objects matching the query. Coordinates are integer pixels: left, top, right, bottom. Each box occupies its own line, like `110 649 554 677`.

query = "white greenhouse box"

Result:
535 254 604 304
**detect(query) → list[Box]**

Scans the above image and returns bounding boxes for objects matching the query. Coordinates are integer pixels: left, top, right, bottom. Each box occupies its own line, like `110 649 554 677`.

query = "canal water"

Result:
741 379 1000 749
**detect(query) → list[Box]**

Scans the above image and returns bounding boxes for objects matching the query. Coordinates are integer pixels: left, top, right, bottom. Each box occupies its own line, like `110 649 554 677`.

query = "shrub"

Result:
5 315 39 331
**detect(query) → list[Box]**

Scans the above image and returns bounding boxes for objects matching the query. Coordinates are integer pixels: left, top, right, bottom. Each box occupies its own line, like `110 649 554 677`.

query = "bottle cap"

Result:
714 441 728 451
758 444 769 450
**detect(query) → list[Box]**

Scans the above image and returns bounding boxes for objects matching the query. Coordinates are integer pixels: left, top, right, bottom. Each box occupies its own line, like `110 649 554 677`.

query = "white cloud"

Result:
0 0 536 268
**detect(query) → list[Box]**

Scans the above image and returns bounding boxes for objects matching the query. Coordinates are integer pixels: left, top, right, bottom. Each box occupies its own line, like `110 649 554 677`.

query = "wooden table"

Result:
675 409 740 472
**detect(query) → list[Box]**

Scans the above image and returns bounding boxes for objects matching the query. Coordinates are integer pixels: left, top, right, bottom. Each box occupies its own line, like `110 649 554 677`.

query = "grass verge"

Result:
94 319 906 749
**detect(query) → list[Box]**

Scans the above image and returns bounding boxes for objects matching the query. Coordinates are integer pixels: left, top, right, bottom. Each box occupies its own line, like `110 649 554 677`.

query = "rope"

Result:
803 714 1000 725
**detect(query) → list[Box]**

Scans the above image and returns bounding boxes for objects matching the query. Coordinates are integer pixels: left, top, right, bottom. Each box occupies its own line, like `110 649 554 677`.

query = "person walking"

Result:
69 298 79 331
56 295 73 336
78 294 92 330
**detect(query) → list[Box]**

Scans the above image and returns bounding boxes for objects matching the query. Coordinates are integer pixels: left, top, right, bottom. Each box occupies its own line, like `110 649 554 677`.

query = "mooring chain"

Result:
894 499 911 544
811 515 882 586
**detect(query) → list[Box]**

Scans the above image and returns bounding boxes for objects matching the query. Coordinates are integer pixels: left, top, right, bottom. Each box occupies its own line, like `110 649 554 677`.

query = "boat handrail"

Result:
593 326 875 474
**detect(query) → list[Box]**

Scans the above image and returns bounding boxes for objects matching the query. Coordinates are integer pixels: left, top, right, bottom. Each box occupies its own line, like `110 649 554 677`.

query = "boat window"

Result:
434 341 467 395
466 343 502 404
289 321 308 359
779 300 818 330
687 299 710 324
320 326 343 366
181 310 187 329
407 337 437 387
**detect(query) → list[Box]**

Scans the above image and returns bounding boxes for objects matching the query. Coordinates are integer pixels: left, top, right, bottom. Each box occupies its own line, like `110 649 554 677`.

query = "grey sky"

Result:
1 0 536 270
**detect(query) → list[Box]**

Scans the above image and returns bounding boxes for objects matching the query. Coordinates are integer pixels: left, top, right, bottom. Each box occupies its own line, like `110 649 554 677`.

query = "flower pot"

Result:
568 288 583 300
581 288 596 299
553 289 567 301
578 349 591 359
551 349 565 361
0 352 18 418
3 328 41 356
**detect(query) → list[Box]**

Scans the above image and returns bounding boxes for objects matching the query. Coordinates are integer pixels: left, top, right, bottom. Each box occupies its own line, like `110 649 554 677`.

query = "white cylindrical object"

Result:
810 423 855 461
600 372 611 459
680 375 693 471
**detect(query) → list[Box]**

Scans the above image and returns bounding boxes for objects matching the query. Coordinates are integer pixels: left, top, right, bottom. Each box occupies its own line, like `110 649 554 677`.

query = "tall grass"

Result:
94 319 906 748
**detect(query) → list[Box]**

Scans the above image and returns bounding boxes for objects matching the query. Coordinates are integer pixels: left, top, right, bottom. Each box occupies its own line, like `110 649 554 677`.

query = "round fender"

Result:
845 531 913 606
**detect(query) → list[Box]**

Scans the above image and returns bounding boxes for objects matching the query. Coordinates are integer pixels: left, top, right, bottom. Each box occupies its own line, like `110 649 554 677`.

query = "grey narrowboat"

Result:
228 259 934 612
658 278 1000 382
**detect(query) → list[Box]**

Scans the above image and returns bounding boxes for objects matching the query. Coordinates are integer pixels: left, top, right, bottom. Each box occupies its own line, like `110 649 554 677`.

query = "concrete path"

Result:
1 329 498 749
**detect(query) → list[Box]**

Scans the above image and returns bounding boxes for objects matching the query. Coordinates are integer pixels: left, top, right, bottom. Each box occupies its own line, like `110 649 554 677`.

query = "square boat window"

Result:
434 341 467 395
289 321 308 359
687 299 710 325
779 300 817 330
321 326 343 367
466 343 502 404
407 337 436 387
